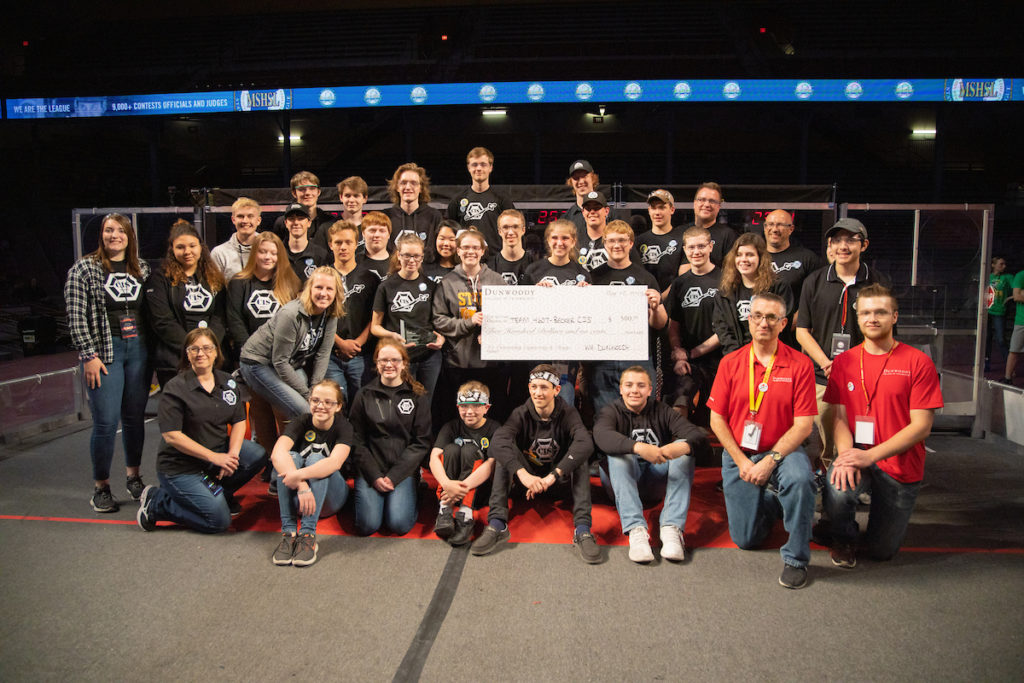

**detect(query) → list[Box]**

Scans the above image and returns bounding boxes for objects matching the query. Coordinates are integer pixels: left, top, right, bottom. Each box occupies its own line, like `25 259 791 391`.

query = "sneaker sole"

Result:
273 555 293 566
470 530 509 556
830 557 857 569
778 574 808 589
91 498 119 513
127 488 143 502
136 489 156 531
292 544 318 567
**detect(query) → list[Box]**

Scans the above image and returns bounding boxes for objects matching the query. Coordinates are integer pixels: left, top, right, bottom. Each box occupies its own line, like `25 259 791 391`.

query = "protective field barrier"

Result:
840 204 997 440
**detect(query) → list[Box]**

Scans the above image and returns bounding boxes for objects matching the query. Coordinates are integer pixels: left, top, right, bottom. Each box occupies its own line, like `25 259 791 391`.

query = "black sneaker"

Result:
779 563 808 589
434 509 455 540
126 475 146 501
292 533 318 567
268 479 278 498
273 533 296 566
225 494 242 517
449 516 475 546
573 531 602 564
470 525 510 556
136 485 157 531
91 485 119 513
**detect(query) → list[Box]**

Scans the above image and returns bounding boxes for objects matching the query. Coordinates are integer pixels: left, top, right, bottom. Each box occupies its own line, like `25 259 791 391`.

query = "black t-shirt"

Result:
102 260 143 337
523 259 590 287
182 275 217 333
446 187 514 250
636 226 688 291
487 251 536 286
295 313 328 367
230 277 279 336
708 224 738 267
589 261 659 289
372 273 437 361
336 262 380 343
282 412 354 464
664 268 722 356
433 417 501 456
423 262 455 285
287 241 331 284
768 243 824 303
358 255 391 283
157 370 247 476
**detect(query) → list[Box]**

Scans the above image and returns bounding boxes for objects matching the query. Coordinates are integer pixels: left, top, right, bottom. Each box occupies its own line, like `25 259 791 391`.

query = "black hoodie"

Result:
490 396 593 480
349 378 432 486
593 396 708 457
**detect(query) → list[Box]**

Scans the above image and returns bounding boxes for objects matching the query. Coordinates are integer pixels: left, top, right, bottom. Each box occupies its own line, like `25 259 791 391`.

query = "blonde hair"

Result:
298 266 345 318
234 233 301 304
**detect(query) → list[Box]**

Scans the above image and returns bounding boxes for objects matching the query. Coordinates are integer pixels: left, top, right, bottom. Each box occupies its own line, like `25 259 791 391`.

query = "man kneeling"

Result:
594 366 707 563
471 364 599 563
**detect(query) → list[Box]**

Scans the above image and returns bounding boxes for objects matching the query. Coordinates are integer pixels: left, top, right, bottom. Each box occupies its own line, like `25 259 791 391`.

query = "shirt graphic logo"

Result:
394 229 427 243
298 442 329 460
303 260 317 278
183 282 213 312
736 299 751 321
391 291 430 313
538 275 578 287
103 273 141 302
630 428 660 446
640 243 675 264
680 286 717 308
463 201 498 222
500 272 519 285
222 389 237 405
772 260 803 273
246 290 279 318
344 283 365 298
397 398 415 415
298 326 322 352
580 248 608 271
526 437 559 465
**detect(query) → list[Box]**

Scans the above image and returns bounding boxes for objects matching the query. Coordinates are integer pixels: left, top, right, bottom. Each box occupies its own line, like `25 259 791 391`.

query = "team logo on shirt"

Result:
736 299 751 321
526 437 558 465
103 273 141 302
303 259 317 278
630 428 661 446
579 247 608 271
500 272 519 285
183 282 213 312
391 291 430 312
298 326 323 352
222 389 237 405
640 243 676 264
462 201 498 222
397 398 415 415
246 290 279 318
772 260 802 273
344 283 365 299
538 275 578 287
680 286 717 308
299 442 330 460
394 229 427 243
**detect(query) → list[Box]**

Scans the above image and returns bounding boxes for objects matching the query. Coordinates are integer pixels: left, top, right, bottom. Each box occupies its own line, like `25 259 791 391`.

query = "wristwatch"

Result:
766 450 783 463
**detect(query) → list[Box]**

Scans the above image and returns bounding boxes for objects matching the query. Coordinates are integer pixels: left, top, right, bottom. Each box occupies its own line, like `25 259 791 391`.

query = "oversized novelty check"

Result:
480 285 649 361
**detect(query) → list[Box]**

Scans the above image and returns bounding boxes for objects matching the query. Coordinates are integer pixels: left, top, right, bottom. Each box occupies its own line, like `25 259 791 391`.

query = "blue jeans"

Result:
353 474 418 536
824 463 921 560
590 360 656 419
409 349 441 400
240 363 309 419
85 334 150 482
149 440 266 533
602 452 694 534
324 353 366 408
277 450 350 535
722 447 815 567
987 314 1008 362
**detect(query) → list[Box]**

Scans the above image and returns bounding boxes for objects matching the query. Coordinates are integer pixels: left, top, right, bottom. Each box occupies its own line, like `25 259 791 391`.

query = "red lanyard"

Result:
859 342 898 414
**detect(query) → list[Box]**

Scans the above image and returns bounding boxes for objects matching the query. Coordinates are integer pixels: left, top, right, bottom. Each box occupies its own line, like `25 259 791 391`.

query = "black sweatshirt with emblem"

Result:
490 396 594 479
349 378 432 486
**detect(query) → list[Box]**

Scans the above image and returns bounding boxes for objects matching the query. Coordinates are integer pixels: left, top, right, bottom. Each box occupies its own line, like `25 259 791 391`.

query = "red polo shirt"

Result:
824 342 943 483
708 340 818 452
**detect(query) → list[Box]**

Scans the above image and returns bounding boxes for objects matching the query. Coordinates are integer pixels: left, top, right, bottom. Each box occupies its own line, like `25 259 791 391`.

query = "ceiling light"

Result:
482 108 506 117
277 134 302 142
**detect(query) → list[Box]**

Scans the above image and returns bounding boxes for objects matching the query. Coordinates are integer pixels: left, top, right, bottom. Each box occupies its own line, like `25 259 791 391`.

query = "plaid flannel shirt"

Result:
64 256 150 365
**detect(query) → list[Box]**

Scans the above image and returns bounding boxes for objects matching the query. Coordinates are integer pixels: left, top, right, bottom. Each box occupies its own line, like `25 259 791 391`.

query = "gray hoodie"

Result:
432 264 505 368
210 233 252 280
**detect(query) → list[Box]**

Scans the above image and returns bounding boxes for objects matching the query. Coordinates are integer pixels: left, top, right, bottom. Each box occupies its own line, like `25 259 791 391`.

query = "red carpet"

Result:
229 467 794 549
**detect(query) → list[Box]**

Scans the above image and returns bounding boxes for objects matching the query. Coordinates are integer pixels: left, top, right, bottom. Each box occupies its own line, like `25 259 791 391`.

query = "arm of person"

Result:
270 434 299 486
225 281 251 350
828 403 861 491
349 395 386 483
667 319 691 375
553 407 595 476
370 310 404 343
162 430 238 473
747 415 815 487
646 288 668 330
299 443 350 481
428 446 467 502
795 327 832 377
833 408 936 470
690 333 720 360
432 288 475 338
709 410 754 479
462 458 495 490
711 294 741 355
1014 286 1024 303
145 273 189 349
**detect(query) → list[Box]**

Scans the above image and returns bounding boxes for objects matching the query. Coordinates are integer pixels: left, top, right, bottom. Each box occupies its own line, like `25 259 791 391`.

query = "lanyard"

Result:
748 345 777 418
859 341 898 413
840 286 849 331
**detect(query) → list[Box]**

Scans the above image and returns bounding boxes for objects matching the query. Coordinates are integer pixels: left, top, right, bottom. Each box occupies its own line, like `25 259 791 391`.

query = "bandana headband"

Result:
529 371 560 387
457 390 489 405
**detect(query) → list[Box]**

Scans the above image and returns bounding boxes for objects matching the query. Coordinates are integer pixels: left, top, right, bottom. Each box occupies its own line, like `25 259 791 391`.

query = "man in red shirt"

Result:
823 284 943 567
708 293 818 589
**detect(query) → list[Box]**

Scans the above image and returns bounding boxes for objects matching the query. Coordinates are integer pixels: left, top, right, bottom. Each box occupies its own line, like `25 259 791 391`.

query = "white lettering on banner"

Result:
481 286 648 361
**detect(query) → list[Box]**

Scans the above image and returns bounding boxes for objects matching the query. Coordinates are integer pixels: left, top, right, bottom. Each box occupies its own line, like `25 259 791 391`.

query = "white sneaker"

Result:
627 527 654 563
660 525 686 562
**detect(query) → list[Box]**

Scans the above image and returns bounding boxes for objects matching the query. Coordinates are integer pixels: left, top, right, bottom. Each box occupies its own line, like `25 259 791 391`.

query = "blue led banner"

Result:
5 78 1016 119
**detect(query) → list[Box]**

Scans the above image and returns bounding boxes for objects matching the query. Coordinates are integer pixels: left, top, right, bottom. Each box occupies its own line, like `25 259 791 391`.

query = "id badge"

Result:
854 415 876 445
830 333 851 357
741 419 763 451
118 313 138 339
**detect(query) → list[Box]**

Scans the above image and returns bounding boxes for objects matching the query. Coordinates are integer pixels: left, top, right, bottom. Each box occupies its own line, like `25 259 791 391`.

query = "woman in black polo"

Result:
146 219 227 386
136 327 267 533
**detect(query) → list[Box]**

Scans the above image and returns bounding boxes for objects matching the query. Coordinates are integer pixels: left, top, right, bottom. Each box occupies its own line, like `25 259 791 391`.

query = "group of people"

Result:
986 255 1024 385
64 149 944 586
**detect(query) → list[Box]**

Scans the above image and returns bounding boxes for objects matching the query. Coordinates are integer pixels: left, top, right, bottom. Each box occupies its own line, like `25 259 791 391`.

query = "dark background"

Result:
2 0 1022 302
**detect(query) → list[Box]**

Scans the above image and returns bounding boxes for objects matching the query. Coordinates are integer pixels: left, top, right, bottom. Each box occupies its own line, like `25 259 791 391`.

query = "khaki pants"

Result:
813 382 837 470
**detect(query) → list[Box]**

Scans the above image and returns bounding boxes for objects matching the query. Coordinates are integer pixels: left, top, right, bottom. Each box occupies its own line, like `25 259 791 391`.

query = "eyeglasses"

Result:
398 253 423 262
186 344 216 355
310 398 338 407
764 222 793 229
459 245 483 252
376 358 402 366
684 242 711 252
294 185 319 192
749 313 783 325
830 235 863 246
695 197 721 206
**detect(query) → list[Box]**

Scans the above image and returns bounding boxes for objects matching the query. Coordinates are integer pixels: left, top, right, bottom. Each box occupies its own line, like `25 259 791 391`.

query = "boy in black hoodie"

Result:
593 366 708 564
470 364 600 563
